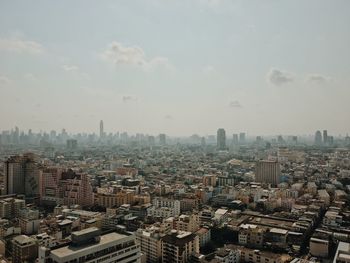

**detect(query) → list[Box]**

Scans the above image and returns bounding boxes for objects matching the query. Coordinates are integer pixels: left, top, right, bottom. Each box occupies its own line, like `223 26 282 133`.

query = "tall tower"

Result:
217 128 226 150
315 130 322 145
323 130 328 145
100 120 104 138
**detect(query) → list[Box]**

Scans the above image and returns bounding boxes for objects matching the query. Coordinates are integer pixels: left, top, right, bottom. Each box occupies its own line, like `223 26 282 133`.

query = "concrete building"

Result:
4 154 41 199
196 227 211 248
60 169 94 207
40 167 63 205
38 227 141 263
255 160 281 186
174 214 200 233
12 235 38 263
217 129 226 150
0 198 25 219
97 190 135 208
203 175 217 187
333 241 350 263
148 198 181 218
309 237 329 258
161 230 199 263
136 228 163 263
19 208 40 235
215 248 240 263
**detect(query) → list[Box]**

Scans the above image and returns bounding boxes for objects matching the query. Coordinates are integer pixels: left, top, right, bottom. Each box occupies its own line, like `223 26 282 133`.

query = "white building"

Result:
148 198 180 218
38 227 141 263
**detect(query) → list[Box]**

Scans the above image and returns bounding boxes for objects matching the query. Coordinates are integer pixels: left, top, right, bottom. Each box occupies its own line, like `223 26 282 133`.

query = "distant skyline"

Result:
1 1 350 136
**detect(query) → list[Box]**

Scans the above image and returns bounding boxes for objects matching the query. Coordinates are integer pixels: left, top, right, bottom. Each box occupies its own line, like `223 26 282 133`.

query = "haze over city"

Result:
1 0 350 136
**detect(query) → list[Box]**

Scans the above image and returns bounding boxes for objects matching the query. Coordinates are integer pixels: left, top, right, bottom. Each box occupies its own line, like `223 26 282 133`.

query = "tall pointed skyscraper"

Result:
100 120 104 138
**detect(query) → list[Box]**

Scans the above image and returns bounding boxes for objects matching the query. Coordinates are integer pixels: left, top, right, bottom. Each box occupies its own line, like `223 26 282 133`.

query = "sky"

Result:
0 0 350 136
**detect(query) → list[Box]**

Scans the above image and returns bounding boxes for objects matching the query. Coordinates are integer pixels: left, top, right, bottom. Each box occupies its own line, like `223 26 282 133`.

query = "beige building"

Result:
255 160 281 186
0 198 25 219
97 190 135 208
309 237 329 258
174 214 200 233
135 228 163 263
12 235 38 263
161 230 199 263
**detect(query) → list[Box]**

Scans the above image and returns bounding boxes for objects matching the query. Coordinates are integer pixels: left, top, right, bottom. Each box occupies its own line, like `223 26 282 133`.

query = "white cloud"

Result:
62 64 79 72
0 37 44 54
101 41 171 70
267 68 294 86
307 74 331 84
229 100 242 108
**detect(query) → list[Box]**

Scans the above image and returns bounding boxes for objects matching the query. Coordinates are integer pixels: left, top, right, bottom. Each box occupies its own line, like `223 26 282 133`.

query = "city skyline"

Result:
1 1 350 135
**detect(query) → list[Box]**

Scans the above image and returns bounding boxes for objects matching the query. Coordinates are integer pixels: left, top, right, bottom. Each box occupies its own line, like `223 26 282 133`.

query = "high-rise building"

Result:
217 128 226 150
255 160 281 186
100 120 104 138
315 130 322 145
239 132 246 144
66 139 77 150
40 167 63 206
323 130 328 144
4 153 41 200
38 227 141 263
159 134 166 145
232 134 239 145
60 169 94 207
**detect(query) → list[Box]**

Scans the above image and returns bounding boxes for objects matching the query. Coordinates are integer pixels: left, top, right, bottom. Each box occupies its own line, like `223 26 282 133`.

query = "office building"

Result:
315 130 322 145
66 139 78 150
232 134 239 145
38 227 141 263
323 130 328 144
255 160 281 186
217 128 226 150
239 132 246 144
159 134 166 145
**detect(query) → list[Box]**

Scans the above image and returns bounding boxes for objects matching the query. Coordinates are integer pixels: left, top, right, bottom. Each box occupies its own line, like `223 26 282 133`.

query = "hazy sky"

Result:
1 0 350 136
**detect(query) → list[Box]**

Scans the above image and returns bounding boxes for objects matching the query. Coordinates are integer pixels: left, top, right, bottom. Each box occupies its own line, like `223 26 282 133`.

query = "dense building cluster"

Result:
0 125 350 262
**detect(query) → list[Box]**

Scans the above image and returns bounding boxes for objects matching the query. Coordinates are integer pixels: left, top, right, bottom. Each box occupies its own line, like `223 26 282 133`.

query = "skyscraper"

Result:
239 132 246 144
159 133 166 145
232 134 239 145
323 130 328 145
100 120 104 138
255 160 281 186
217 128 226 150
315 130 322 145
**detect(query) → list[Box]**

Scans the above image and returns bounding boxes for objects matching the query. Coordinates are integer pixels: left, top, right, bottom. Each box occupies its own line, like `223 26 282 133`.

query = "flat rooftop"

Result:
50 232 128 258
